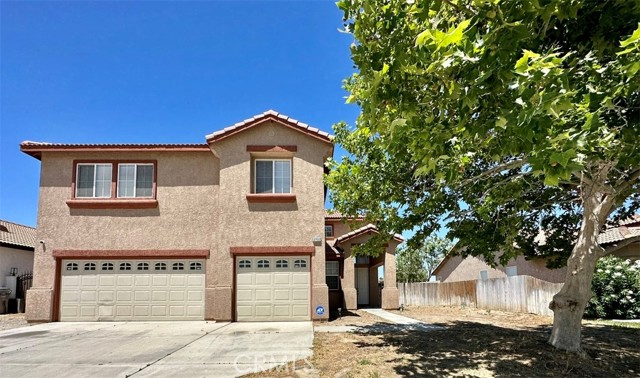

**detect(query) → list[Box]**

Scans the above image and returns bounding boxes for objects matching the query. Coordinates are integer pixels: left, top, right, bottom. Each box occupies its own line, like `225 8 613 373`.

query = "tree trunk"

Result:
548 177 614 352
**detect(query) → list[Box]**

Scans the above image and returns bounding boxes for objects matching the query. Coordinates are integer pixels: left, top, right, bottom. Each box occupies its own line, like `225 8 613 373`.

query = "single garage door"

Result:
60 259 205 321
236 256 310 321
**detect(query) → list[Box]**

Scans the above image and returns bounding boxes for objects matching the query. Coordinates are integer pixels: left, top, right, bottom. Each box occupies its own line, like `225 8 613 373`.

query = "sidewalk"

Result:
315 308 441 333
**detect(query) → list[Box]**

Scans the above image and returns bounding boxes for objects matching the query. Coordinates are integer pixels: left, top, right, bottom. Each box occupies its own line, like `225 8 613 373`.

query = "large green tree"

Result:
328 0 640 352
397 236 452 282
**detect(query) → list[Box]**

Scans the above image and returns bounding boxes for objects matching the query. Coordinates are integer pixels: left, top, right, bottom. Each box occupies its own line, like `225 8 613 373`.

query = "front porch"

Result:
326 224 402 315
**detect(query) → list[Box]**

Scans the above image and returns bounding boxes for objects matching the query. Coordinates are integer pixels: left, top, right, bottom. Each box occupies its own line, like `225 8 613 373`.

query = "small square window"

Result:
84 262 96 271
155 262 167 271
137 262 149 271
257 259 270 268
119 262 132 271
190 262 202 271
172 262 184 271
324 225 334 237
294 259 307 268
255 159 291 194
276 259 288 268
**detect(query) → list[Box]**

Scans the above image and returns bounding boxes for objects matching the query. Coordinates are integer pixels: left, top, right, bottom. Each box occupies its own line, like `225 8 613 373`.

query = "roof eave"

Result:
206 113 334 145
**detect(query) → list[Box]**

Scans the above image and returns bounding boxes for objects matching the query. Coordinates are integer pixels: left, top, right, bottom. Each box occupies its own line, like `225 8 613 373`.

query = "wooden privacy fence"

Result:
399 275 564 317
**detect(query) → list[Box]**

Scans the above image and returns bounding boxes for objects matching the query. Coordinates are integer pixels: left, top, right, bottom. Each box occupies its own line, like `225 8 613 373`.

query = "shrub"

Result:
584 256 640 319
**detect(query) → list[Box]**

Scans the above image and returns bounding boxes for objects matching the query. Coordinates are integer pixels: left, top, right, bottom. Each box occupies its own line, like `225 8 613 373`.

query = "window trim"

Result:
253 158 292 194
68 160 158 209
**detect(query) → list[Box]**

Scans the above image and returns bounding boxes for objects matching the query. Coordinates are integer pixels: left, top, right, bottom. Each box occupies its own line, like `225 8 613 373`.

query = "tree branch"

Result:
460 158 527 185
615 166 640 193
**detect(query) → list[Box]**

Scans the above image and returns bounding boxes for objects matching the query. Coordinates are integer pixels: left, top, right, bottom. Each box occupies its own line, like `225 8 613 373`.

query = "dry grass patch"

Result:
244 306 640 377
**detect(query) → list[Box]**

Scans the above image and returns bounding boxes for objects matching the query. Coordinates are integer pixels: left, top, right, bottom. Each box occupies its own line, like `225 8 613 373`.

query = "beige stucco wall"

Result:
0 246 34 277
210 121 332 321
611 242 639 261
26 150 218 322
436 254 567 284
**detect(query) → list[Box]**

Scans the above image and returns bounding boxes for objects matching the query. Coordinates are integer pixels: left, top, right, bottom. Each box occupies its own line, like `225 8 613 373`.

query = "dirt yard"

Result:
246 306 640 378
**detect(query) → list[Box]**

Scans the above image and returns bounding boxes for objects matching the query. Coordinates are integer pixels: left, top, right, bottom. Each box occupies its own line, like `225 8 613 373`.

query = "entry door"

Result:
356 267 369 305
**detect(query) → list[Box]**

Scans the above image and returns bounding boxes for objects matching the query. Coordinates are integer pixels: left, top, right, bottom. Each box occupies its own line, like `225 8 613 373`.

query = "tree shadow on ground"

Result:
352 321 640 378
328 310 361 321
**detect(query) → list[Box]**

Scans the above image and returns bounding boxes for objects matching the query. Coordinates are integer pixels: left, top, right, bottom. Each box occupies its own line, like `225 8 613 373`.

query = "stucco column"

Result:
312 243 329 320
26 243 55 322
381 243 399 309
341 246 357 310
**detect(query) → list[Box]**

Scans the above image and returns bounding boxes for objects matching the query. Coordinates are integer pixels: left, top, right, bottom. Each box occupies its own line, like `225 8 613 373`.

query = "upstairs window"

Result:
324 225 334 238
118 164 154 198
255 159 291 194
76 164 112 198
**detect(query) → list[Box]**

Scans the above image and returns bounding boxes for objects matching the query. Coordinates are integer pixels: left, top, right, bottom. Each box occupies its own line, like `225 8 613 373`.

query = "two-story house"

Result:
20 110 401 323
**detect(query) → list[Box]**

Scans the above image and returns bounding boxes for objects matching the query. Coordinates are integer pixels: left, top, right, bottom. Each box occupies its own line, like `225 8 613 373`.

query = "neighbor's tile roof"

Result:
206 110 333 144
335 223 404 245
20 142 210 160
0 220 36 249
324 209 365 220
598 225 640 245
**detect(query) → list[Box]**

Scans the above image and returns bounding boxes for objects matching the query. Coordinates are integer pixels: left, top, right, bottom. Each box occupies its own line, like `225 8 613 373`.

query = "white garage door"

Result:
236 256 310 321
60 259 205 321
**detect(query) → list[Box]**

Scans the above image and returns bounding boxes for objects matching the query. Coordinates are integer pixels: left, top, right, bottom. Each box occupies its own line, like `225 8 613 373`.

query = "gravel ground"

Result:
0 313 30 331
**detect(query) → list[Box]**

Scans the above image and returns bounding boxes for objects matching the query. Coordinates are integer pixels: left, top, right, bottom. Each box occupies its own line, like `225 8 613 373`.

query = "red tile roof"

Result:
20 142 210 160
599 215 640 245
334 223 404 245
0 220 36 250
324 209 365 220
206 110 333 144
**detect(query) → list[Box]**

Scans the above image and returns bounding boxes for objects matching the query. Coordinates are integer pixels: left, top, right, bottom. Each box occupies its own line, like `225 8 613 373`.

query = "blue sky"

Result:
1 1 358 228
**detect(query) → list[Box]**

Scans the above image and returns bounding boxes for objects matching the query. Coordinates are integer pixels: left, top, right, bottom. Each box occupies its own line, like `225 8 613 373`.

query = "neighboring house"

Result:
433 216 640 284
20 110 401 323
0 219 36 278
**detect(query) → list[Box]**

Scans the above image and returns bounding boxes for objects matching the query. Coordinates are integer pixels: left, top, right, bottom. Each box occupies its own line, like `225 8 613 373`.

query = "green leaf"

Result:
620 23 640 48
439 19 471 48
495 117 507 129
515 50 540 73
544 174 559 186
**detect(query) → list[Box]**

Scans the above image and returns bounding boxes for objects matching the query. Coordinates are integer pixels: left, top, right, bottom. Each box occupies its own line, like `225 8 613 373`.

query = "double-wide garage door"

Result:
60 259 205 321
236 256 310 321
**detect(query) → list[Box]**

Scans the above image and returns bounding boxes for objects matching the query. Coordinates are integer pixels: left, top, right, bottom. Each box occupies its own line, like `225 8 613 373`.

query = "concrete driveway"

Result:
0 321 313 377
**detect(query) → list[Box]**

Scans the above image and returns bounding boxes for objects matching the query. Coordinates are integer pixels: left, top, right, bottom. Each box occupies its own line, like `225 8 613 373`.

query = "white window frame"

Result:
117 163 154 198
254 159 292 194
326 261 340 290
76 163 112 198
324 225 334 237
